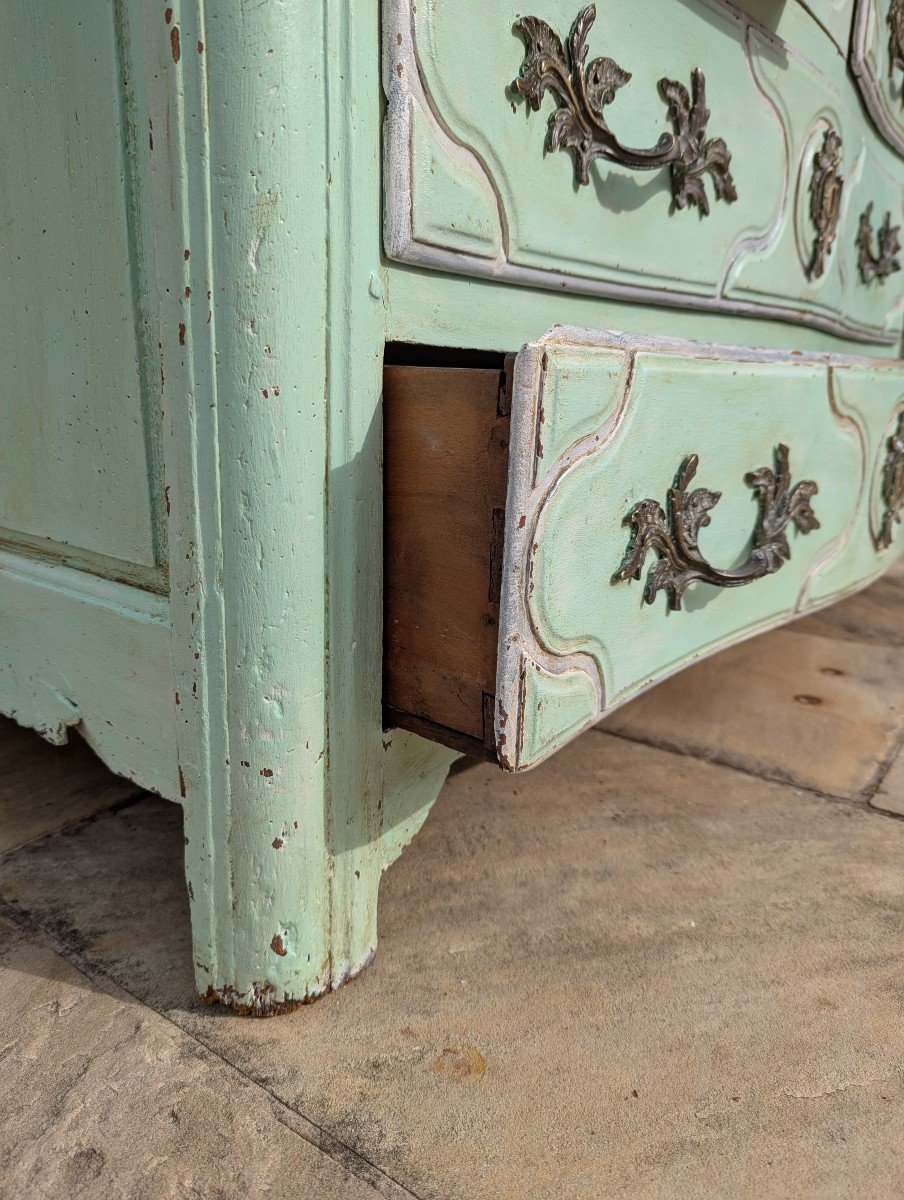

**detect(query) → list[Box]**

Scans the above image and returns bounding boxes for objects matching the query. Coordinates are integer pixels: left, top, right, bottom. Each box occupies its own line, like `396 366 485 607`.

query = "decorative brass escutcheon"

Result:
512 4 737 215
612 445 819 611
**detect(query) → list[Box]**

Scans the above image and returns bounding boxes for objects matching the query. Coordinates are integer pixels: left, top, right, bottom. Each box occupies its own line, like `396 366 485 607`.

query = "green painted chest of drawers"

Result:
3 0 903 1013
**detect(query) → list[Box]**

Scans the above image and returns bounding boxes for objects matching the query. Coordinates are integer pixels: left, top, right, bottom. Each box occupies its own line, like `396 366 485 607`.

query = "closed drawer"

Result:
384 0 904 343
384 328 904 770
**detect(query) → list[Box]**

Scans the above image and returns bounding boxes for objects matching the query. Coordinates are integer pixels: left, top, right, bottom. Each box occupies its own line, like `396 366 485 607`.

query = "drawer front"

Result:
384 0 904 342
497 327 904 769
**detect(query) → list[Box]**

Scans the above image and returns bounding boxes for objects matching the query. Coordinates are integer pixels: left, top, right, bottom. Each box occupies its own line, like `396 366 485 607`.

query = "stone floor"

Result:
1 573 903 1198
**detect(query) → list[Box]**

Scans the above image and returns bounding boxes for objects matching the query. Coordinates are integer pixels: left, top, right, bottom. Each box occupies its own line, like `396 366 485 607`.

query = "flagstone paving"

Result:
2 574 902 1199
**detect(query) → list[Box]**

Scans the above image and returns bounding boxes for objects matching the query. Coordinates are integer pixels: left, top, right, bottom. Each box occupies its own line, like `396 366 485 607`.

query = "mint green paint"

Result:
0 551 178 798
144 0 454 1010
0 1 163 572
1 0 456 1013
418 0 777 288
140 0 427 1011
517 663 600 771
850 0 904 162
409 106 503 260
385 263 902 359
536 356 857 702
380 730 459 872
741 2 854 58
806 364 904 601
1 0 903 1006
537 348 629 473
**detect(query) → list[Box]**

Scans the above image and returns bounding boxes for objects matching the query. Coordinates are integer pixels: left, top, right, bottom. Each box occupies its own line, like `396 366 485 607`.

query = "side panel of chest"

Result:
0 1 163 580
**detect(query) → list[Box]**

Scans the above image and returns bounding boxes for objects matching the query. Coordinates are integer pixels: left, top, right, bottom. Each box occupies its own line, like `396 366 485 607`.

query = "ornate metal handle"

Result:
889 0 904 80
856 202 901 283
512 4 737 215
612 445 819 612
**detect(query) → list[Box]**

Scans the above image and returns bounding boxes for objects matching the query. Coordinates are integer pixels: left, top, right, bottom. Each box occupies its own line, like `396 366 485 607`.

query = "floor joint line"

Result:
0 897 424 1200
594 726 904 822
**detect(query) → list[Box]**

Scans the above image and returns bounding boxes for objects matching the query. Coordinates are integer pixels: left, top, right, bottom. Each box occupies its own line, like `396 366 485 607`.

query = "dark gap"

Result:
384 341 507 371
382 708 496 763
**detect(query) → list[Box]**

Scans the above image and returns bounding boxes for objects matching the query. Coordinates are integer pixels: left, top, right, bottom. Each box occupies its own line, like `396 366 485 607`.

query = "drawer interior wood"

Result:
383 354 512 759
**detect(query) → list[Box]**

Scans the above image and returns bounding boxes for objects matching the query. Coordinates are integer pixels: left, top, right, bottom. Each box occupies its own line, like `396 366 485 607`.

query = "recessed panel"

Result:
0 1 162 572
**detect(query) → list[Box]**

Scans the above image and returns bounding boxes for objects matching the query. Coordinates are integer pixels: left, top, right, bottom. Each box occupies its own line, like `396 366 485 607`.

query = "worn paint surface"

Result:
146 0 455 1011
0 0 455 1012
851 0 904 160
739 1 856 54
0 551 178 798
1 0 903 1010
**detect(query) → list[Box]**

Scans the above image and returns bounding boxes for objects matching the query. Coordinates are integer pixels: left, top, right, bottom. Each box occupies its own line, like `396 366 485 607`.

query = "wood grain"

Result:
384 362 510 754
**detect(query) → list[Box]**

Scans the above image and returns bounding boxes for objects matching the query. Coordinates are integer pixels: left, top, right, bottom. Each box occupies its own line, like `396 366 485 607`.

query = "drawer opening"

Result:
384 342 509 371
383 345 515 762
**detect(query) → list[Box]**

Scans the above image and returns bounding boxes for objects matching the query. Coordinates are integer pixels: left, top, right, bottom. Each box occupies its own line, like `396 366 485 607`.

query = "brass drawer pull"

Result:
512 3 737 215
613 445 819 611
856 202 902 283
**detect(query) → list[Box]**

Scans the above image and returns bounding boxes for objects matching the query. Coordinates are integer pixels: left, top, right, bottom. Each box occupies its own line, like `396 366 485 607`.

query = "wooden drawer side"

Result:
383 360 512 756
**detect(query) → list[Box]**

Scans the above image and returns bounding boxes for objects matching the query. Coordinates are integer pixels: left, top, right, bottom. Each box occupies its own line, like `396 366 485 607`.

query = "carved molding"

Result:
851 0 904 158
878 411 904 549
612 445 819 612
856 201 902 283
806 128 844 280
512 5 737 215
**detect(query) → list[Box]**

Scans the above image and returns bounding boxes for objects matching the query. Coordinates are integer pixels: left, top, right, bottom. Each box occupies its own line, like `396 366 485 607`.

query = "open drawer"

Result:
384 328 904 770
